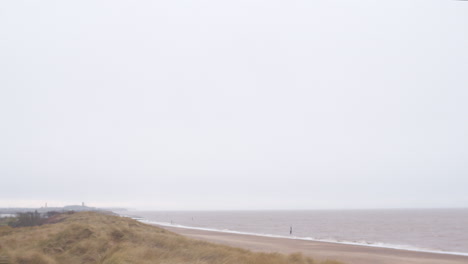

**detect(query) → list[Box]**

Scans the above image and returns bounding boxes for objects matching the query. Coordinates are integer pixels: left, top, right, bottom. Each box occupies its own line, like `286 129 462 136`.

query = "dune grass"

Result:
0 212 342 264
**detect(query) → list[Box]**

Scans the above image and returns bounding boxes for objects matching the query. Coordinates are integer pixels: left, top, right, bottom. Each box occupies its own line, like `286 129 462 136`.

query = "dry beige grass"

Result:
0 212 343 264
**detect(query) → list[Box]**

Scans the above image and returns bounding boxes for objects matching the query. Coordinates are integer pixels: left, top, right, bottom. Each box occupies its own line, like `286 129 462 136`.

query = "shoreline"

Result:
150 223 468 264
139 219 468 257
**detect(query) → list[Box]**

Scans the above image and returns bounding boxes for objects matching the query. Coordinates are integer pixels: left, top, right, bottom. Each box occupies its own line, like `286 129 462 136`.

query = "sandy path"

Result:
157 225 468 264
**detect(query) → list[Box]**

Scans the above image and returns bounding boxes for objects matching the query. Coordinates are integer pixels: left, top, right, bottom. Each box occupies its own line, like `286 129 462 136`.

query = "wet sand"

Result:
158 225 468 264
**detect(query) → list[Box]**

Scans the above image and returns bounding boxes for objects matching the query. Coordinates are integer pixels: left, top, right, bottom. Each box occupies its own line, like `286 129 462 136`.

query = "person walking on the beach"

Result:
290 226 292 235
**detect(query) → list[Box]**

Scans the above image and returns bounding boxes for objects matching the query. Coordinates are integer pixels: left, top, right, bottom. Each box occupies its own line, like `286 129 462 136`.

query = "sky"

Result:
0 0 467 210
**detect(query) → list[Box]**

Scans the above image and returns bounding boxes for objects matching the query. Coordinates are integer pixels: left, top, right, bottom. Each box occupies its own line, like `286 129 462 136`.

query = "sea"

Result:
120 209 468 256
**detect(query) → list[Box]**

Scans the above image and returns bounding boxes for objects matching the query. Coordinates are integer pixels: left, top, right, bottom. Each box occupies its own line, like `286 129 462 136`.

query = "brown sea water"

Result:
123 209 468 255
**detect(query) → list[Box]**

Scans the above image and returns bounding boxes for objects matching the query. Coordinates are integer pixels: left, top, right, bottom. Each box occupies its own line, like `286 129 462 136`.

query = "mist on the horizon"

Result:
1 0 467 210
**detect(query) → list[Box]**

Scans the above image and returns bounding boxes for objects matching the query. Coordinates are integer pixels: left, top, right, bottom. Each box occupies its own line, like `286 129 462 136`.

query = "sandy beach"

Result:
159 225 468 264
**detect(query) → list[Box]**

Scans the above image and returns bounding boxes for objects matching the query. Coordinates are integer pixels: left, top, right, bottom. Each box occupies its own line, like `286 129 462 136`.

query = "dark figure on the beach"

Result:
290 226 292 235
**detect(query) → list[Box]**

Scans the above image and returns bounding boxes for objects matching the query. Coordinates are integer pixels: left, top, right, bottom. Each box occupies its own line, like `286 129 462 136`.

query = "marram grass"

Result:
0 212 343 264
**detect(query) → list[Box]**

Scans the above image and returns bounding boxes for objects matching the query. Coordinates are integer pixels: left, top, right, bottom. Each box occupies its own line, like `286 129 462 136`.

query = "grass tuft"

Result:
14 251 57 264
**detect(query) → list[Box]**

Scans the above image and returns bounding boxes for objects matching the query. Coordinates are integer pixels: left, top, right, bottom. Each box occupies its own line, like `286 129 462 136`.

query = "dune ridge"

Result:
0 212 341 264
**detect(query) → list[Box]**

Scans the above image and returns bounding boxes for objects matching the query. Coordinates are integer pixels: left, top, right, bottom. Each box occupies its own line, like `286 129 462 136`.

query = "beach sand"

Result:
158 225 468 264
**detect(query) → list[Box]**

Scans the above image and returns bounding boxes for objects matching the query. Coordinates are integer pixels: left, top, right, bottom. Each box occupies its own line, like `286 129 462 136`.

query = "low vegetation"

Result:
0 212 342 264
6 211 64 228
0 217 16 227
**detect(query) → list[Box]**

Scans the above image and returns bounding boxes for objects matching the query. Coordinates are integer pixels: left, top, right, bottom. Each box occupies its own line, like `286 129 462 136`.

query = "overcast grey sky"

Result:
0 0 467 210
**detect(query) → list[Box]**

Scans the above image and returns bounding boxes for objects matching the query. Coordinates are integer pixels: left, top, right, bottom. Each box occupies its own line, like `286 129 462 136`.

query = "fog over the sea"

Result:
1 0 467 210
